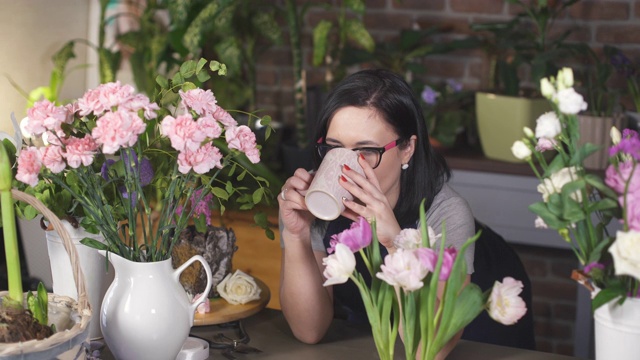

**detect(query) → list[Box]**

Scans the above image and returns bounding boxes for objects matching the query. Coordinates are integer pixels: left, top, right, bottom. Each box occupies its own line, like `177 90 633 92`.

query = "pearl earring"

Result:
401 163 409 170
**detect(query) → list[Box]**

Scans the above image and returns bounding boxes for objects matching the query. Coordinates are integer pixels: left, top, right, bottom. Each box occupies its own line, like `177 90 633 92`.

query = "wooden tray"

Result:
193 277 271 326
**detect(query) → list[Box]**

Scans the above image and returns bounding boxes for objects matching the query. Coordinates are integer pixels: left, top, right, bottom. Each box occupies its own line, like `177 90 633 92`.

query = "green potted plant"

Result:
472 0 579 162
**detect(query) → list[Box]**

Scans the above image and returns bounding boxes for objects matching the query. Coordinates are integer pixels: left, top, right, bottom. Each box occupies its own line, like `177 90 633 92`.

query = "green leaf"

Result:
312 20 332 66
181 82 197 91
345 19 375 52
211 187 229 201
79 238 109 251
179 59 198 79
237 170 247 181
155 75 169 89
252 188 264 204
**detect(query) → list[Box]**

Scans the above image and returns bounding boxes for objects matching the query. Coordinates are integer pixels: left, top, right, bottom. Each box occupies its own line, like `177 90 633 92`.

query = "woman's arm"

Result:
279 229 334 344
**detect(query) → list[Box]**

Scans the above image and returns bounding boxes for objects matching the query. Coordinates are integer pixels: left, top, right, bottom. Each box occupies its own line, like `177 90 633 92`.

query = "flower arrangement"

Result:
322 205 527 360
511 67 640 309
13 58 273 262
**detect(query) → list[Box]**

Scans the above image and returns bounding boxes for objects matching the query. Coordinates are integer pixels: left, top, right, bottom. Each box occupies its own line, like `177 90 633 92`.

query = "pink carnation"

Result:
121 93 160 120
25 100 71 137
161 114 206 152
177 143 223 174
77 81 136 116
16 147 42 186
211 107 237 128
92 110 146 154
226 125 260 163
197 115 222 139
180 89 218 116
64 136 98 168
41 145 66 173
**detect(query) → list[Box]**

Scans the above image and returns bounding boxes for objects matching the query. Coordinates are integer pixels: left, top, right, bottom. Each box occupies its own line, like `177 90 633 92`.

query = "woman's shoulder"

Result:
428 184 473 217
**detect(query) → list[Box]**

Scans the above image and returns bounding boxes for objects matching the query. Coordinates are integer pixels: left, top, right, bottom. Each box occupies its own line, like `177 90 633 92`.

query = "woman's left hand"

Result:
339 155 400 250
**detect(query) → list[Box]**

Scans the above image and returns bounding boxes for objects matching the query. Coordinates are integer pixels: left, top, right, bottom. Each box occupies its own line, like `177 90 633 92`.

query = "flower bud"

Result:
540 78 555 99
556 68 574 90
511 140 532 160
610 126 622 145
523 127 535 138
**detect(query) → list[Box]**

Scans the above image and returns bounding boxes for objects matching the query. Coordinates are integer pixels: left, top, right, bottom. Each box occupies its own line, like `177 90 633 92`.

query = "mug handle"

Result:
173 255 213 316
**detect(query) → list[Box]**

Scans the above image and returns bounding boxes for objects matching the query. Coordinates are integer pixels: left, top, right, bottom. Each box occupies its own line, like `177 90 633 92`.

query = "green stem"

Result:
0 143 22 304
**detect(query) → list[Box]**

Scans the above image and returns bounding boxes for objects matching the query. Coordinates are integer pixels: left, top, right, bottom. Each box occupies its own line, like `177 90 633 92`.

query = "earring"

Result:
401 163 409 170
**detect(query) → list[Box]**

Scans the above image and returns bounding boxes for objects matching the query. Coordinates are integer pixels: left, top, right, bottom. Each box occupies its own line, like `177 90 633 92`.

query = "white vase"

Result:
99 251 212 360
45 220 114 340
594 297 640 359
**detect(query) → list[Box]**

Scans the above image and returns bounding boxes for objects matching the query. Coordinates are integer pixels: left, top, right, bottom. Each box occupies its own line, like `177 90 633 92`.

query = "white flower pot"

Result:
594 297 640 360
99 251 212 360
46 220 114 340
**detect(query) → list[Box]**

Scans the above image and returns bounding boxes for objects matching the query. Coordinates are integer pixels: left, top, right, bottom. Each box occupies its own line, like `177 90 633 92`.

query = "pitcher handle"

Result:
173 255 213 316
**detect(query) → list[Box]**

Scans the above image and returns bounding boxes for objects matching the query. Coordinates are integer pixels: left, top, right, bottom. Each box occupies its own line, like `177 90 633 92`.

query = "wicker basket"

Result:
0 189 91 359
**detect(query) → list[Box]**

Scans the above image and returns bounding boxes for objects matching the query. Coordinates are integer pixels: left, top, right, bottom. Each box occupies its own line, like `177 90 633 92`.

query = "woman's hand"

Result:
278 168 316 238
339 155 400 250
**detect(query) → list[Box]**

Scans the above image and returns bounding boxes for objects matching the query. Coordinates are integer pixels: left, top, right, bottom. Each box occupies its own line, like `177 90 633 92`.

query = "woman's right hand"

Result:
278 168 316 238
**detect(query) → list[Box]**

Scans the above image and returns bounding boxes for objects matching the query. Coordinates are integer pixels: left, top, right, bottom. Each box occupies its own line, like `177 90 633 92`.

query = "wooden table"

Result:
185 309 583 360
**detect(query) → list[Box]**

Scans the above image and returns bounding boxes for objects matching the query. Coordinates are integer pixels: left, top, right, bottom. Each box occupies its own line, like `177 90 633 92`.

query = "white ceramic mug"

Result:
305 148 363 220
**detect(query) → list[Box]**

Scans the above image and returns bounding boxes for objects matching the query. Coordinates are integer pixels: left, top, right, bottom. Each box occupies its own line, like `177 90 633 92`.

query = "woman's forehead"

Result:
327 106 395 142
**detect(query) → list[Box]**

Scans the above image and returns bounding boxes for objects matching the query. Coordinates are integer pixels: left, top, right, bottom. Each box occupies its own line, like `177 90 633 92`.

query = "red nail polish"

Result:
340 175 348 182
343 164 351 171
359 153 365 160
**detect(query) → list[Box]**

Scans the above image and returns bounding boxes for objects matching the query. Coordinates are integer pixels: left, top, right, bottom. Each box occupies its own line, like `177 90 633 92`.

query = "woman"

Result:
278 69 475 356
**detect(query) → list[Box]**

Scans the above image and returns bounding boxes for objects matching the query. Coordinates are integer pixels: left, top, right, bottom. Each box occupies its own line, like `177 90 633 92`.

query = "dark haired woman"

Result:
278 69 475 358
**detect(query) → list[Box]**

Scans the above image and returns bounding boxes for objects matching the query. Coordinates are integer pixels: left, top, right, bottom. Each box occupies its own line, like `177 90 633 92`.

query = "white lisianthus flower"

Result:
322 243 356 286
540 78 555 99
556 67 574 90
535 111 562 140
488 277 527 325
554 88 587 115
609 230 640 280
537 166 582 203
216 269 262 305
610 126 622 145
511 140 532 160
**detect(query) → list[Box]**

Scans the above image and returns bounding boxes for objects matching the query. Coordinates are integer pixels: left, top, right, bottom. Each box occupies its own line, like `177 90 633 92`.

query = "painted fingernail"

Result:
340 175 348 182
359 153 365 160
343 164 351 171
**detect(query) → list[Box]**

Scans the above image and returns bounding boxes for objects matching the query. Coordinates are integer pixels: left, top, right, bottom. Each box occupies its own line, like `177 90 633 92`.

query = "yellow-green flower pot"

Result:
476 92 551 163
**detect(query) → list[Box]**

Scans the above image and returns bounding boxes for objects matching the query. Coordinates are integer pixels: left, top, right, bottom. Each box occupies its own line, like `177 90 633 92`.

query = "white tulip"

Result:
322 243 356 286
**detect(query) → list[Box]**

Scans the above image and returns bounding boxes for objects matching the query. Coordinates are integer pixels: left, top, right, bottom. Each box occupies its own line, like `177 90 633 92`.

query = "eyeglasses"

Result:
315 139 401 169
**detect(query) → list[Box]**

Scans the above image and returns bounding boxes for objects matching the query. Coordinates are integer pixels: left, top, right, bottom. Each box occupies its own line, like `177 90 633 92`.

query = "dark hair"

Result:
312 68 451 225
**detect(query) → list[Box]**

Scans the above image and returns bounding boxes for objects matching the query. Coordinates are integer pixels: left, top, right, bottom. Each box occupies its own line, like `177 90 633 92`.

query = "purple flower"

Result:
101 159 116 180
610 50 636 78
327 217 372 254
609 129 640 161
190 189 213 225
584 262 605 274
122 150 155 186
446 79 463 92
421 85 439 105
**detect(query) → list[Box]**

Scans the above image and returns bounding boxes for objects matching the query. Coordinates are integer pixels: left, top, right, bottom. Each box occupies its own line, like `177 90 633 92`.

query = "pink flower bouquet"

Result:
322 205 527 360
14 59 273 262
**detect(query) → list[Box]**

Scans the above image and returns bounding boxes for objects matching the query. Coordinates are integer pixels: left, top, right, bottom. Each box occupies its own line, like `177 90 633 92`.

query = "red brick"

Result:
256 69 278 86
533 281 578 301
521 258 548 277
554 303 577 321
415 16 473 34
636 1 640 18
569 1 630 20
533 300 552 317
551 261 578 278
451 0 505 14
536 339 553 353
556 343 575 356
596 25 640 43
423 58 466 78
364 13 414 31
259 48 293 67
549 23 592 43
549 322 572 339
392 0 445 11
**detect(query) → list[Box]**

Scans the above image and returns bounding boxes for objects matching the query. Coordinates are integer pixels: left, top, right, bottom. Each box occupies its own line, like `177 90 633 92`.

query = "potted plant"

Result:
472 0 579 162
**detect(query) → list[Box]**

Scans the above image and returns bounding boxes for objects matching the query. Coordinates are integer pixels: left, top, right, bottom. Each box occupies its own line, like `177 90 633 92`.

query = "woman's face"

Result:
325 106 415 208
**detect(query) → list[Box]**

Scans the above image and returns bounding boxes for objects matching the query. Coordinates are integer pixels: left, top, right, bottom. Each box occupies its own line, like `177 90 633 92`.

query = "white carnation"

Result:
535 112 561 140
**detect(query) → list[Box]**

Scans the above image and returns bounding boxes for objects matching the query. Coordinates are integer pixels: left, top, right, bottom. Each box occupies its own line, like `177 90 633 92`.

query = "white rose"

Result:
554 88 587 115
536 166 582 203
511 140 532 160
535 112 561 140
609 230 640 280
217 270 261 305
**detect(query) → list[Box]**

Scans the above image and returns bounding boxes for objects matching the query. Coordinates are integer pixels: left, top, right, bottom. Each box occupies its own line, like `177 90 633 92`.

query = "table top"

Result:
186 309 582 360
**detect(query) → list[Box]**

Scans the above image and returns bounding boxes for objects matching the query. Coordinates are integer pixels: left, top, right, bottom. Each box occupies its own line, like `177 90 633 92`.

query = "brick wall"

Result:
255 0 640 356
